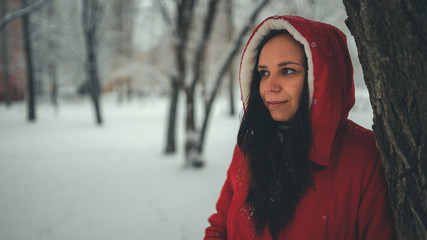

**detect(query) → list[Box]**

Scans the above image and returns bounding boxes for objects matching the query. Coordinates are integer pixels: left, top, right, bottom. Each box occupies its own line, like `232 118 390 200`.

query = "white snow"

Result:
0 91 372 240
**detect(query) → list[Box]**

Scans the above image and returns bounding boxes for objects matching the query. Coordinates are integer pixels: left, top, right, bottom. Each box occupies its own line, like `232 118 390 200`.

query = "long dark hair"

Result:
237 30 312 239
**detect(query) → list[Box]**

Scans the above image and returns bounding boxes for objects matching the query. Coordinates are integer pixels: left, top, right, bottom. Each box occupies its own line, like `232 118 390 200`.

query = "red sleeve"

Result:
357 154 396 240
204 145 240 239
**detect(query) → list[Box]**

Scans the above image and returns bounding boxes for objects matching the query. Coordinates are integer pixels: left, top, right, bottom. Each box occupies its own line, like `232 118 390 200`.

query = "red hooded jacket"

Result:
205 15 395 239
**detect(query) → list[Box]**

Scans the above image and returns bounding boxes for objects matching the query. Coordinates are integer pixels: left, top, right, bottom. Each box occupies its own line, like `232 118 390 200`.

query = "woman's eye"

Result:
259 70 269 77
282 68 295 75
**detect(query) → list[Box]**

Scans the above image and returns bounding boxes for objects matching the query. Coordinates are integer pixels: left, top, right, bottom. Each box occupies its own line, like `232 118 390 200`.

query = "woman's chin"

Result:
271 116 292 122
270 112 293 122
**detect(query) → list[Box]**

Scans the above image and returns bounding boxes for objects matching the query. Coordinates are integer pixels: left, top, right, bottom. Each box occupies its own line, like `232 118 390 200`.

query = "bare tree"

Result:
159 0 271 167
0 0 53 115
1 0 10 107
162 0 197 154
184 0 221 167
82 0 103 125
21 0 36 121
343 0 427 239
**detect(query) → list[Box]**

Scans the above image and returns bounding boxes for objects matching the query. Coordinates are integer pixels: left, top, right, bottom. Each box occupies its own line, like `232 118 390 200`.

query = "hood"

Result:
239 15 355 166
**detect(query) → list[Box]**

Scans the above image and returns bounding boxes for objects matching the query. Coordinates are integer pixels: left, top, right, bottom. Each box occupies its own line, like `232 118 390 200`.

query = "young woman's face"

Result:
258 34 306 122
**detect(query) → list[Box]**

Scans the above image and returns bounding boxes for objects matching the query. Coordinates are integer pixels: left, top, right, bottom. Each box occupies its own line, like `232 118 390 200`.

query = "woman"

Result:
205 15 395 239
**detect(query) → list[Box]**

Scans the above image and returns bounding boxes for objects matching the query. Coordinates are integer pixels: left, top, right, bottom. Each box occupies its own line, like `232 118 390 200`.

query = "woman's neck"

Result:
277 121 291 131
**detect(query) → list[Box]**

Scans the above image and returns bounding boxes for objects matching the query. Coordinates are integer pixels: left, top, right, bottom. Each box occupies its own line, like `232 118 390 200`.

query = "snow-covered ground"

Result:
0 90 372 240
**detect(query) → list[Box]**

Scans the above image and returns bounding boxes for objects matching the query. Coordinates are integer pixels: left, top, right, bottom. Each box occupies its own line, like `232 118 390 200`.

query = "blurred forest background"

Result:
2 0 426 239
0 0 366 166
0 1 375 239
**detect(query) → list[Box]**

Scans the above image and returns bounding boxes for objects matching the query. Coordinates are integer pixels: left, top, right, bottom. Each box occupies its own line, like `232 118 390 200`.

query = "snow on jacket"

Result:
205 15 395 239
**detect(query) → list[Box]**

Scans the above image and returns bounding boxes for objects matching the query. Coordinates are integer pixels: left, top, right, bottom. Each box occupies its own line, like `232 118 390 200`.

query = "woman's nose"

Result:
263 75 281 92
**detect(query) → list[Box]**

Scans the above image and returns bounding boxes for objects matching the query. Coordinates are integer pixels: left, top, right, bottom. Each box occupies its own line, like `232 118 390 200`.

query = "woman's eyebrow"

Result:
257 61 301 69
278 61 301 66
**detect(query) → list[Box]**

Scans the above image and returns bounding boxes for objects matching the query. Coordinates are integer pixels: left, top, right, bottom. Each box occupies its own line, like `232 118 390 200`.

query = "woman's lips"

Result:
266 100 288 109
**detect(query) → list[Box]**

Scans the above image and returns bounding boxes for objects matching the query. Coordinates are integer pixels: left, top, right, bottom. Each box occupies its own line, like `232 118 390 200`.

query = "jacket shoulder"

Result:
342 120 378 157
330 120 380 173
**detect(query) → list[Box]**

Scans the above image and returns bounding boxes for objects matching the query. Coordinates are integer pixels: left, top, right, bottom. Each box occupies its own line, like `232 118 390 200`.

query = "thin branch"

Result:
0 0 53 31
189 0 220 93
155 0 174 33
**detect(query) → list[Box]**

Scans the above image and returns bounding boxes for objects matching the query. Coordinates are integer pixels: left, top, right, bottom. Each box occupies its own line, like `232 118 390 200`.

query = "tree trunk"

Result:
343 1 427 239
165 76 179 154
82 0 103 125
21 0 35 121
185 89 200 166
225 0 235 116
48 61 57 108
1 0 10 107
227 68 235 116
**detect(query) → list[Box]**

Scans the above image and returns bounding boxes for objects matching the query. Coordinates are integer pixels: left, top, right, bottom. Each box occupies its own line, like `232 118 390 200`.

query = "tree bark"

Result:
21 0 35 122
343 0 427 239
